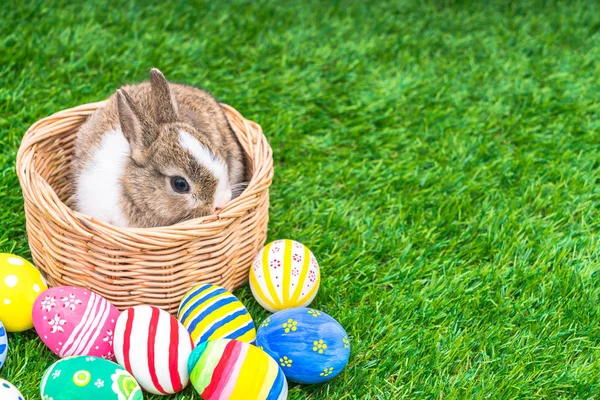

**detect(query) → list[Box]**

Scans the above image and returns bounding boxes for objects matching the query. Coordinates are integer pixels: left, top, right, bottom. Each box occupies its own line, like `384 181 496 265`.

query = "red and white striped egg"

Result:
32 286 120 360
114 305 194 395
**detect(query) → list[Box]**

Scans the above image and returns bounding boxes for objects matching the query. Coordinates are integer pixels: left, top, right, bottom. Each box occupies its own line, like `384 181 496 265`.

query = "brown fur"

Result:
73 68 248 228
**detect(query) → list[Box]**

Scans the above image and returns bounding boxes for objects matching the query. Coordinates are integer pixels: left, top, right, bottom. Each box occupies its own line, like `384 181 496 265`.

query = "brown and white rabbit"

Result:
72 68 248 228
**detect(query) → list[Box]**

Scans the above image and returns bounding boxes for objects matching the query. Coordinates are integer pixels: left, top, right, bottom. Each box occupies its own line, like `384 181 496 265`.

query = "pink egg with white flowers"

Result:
32 286 120 360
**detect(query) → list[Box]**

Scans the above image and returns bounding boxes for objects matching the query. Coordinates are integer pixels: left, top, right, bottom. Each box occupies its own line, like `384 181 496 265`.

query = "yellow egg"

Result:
250 239 320 312
0 253 47 332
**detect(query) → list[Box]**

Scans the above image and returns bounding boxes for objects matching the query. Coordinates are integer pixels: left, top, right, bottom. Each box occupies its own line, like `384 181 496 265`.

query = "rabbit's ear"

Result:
116 89 153 163
149 68 179 123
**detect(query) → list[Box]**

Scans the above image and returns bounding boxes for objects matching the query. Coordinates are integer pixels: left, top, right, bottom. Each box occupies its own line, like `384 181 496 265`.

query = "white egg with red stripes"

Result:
250 239 320 312
177 283 256 346
114 305 194 395
32 286 120 360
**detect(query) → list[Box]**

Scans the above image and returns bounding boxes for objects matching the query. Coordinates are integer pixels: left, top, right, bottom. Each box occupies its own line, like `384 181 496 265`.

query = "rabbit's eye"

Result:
170 176 190 193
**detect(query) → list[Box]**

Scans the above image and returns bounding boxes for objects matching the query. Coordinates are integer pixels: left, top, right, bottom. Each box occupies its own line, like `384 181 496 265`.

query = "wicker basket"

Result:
16 101 273 313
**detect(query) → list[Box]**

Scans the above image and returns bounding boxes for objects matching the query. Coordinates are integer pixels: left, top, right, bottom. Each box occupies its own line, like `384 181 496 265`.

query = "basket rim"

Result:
16 100 273 236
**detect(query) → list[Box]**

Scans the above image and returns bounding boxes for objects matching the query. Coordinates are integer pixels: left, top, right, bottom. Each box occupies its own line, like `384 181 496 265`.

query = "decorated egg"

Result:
188 339 288 399
40 355 143 400
33 286 120 359
250 239 320 312
0 253 47 332
114 305 194 395
256 308 350 384
0 321 7 370
177 284 256 346
0 378 24 400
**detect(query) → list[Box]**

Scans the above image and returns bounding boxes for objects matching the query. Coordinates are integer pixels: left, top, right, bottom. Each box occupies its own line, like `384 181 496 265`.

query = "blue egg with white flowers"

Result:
0 321 7 370
256 308 350 384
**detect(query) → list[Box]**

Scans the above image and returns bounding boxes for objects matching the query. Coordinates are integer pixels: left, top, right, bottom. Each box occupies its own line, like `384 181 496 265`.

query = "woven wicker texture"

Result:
16 101 272 313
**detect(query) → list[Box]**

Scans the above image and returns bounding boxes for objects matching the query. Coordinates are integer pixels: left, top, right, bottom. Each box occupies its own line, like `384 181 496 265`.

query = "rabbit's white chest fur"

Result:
75 128 129 227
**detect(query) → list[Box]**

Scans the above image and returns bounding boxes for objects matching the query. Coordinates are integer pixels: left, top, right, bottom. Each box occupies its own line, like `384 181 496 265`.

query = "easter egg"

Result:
250 239 320 312
177 284 256 346
0 378 24 400
0 253 47 332
40 355 143 400
32 286 120 359
114 305 194 395
256 308 350 384
0 321 7 370
188 339 288 400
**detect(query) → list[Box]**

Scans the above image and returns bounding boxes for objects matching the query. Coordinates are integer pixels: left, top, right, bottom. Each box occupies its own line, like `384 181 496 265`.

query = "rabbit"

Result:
72 68 249 228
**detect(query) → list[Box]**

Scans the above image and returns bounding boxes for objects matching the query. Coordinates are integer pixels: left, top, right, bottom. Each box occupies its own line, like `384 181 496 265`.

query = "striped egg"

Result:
250 240 320 312
177 284 256 346
188 339 288 400
0 321 7 370
114 305 194 395
32 286 120 359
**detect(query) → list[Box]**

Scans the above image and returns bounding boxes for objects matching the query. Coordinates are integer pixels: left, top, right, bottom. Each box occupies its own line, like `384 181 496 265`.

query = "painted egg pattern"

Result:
114 305 194 395
40 355 143 400
0 379 24 400
33 286 120 359
250 240 320 313
177 284 256 346
188 338 287 400
0 321 7 370
0 253 47 332
256 308 350 384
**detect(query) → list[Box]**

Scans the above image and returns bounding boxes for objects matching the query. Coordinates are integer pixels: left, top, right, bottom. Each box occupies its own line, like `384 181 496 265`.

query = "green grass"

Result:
2 0 600 398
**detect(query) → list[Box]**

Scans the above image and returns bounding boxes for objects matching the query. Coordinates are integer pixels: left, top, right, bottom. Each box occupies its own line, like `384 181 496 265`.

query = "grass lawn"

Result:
2 0 600 398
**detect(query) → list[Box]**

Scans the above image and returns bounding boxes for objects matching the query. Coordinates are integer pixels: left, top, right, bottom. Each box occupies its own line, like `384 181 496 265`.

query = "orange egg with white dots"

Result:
0 253 47 332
